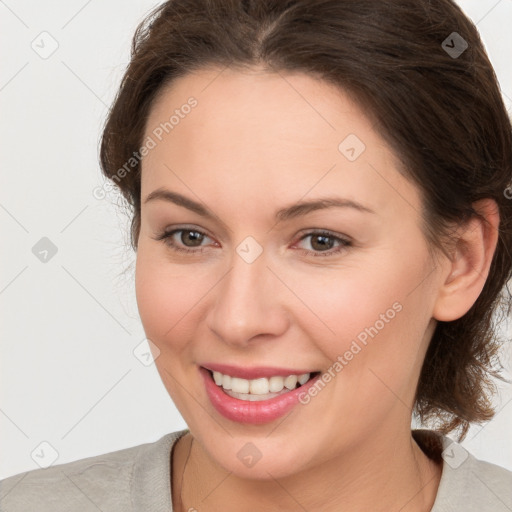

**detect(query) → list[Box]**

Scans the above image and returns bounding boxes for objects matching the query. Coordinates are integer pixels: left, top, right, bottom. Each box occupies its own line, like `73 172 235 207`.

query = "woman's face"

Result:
135 66 448 478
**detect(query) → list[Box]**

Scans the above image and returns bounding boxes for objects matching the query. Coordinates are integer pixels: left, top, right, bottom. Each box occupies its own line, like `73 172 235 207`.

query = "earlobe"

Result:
432 198 500 322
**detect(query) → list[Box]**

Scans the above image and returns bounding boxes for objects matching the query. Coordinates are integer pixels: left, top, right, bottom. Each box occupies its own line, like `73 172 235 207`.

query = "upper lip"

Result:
201 363 319 380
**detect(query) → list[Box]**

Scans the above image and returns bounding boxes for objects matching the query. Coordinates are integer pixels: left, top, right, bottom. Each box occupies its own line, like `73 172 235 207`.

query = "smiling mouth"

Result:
204 367 322 401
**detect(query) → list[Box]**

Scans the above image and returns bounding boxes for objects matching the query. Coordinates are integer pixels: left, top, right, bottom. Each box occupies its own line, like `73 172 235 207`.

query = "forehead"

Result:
145 66 377 150
141 67 422 221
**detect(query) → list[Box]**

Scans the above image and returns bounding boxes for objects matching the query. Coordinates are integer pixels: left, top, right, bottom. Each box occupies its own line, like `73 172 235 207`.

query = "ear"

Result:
432 198 500 322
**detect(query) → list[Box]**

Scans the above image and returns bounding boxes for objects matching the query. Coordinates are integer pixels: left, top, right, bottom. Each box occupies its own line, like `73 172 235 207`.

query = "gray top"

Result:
1 429 511 511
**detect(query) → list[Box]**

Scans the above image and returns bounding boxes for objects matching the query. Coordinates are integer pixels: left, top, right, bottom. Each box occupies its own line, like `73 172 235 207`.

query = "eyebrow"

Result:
143 188 376 223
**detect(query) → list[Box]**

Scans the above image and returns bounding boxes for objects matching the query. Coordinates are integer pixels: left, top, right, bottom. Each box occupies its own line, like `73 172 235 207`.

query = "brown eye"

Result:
309 234 336 252
295 230 352 258
154 227 213 254
180 230 205 247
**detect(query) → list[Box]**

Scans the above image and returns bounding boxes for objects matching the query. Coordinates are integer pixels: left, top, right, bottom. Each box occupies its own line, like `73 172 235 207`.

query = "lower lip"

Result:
200 366 321 424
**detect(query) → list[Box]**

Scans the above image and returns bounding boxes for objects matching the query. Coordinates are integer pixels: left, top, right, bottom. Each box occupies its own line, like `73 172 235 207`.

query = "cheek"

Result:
135 249 202 408
277 260 405 359
134 246 213 349
135 250 166 338
290 251 432 402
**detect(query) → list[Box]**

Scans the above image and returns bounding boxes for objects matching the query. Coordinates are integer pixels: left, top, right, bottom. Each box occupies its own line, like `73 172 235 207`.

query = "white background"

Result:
1 0 511 479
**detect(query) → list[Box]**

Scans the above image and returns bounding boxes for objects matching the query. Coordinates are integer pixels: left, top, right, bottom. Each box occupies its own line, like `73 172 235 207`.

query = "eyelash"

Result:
153 226 352 258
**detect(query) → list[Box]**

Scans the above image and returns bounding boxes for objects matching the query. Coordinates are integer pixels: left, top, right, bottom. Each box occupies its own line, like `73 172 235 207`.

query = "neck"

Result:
172 424 442 512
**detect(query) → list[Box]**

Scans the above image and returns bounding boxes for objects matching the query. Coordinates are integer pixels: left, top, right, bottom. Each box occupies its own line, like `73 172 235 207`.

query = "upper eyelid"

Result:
165 225 215 242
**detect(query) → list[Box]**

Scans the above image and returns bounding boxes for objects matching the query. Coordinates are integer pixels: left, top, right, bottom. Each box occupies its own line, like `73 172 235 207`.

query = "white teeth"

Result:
249 378 269 394
268 376 284 393
298 373 310 385
284 375 298 390
210 370 313 396
222 374 231 390
231 377 250 394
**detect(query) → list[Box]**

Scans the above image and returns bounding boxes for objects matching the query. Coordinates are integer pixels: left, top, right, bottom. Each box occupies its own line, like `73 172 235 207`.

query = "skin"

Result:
134 66 499 512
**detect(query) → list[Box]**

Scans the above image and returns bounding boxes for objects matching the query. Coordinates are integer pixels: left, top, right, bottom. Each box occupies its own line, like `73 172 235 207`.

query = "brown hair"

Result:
99 0 512 440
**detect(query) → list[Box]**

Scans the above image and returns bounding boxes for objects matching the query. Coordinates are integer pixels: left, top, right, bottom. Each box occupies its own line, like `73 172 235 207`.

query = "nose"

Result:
206 247 289 347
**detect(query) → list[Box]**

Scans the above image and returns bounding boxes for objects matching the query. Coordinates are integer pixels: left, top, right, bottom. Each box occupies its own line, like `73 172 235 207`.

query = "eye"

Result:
294 230 352 257
153 227 215 254
153 227 352 258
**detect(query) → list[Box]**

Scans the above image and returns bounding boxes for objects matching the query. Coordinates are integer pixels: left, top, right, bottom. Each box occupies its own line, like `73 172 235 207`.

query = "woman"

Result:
1 0 511 510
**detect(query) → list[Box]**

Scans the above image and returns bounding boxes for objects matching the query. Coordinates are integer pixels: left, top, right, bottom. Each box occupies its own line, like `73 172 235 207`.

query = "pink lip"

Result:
200 366 321 424
200 362 318 379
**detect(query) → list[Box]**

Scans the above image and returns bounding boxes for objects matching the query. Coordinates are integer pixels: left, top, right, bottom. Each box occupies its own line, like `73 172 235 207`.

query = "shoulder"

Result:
438 446 512 511
414 429 512 512
0 429 188 512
